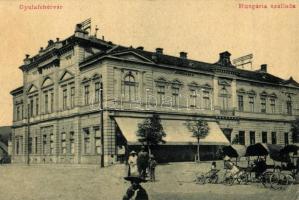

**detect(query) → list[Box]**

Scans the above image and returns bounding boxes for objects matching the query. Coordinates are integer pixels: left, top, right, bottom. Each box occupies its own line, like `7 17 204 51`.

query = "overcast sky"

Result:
0 0 298 126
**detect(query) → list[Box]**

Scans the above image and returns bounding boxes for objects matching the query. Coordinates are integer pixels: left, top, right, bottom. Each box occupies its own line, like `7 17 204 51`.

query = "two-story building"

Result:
10 23 299 165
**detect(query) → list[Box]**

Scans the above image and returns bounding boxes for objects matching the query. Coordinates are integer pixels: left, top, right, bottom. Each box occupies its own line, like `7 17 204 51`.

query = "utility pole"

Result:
100 81 104 168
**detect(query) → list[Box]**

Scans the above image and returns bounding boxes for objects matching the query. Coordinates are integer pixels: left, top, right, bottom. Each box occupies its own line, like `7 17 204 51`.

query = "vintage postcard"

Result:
0 0 298 199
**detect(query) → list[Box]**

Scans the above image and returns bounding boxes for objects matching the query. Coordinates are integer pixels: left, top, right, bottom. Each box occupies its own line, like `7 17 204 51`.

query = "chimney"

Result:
260 64 267 73
217 51 233 67
23 54 30 65
48 40 54 46
39 47 44 52
156 48 163 54
56 38 60 42
180 51 187 59
136 46 144 50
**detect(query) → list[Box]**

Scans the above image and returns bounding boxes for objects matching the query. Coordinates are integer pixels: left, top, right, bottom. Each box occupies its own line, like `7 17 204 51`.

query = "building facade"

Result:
10 23 299 165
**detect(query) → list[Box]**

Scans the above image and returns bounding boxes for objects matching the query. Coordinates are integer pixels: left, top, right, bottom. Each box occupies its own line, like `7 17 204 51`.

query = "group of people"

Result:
122 146 157 200
127 146 157 182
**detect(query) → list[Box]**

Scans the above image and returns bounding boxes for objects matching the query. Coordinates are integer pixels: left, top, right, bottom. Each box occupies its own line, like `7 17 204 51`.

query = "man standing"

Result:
137 146 149 179
149 154 157 182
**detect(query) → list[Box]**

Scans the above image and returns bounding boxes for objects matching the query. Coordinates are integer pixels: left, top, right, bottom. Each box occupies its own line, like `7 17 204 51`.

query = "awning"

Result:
114 117 230 146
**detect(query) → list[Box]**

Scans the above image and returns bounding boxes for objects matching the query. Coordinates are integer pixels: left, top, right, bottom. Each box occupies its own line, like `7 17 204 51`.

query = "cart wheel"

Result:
270 173 282 190
224 176 234 186
285 174 294 185
196 174 206 184
237 172 249 185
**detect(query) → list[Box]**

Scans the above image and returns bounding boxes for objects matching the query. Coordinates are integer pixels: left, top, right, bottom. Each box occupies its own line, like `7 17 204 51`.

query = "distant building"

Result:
10 22 299 165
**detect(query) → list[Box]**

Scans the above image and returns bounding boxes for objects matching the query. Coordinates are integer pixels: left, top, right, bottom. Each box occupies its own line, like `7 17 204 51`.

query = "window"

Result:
261 97 266 113
19 136 23 154
238 131 245 145
21 104 23 119
123 74 137 101
16 106 20 121
70 87 75 108
157 85 165 105
29 97 34 117
203 91 210 109
262 132 267 143
84 85 90 105
83 128 90 154
50 91 54 113
42 135 47 155
287 96 292 115
36 97 39 115
28 137 32 154
190 89 197 108
95 82 100 103
35 137 38 154
70 132 75 155
250 131 255 145
238 95 244 112
270 98 275 113
284 132 289 145
220 88 229 110
50 133 54 155
61 132 66 155
44 92 48 114
172 87 179 107
63 87 67 109
271 132 277 144
249 96 254 112
94 127 101 154
16 138 19 155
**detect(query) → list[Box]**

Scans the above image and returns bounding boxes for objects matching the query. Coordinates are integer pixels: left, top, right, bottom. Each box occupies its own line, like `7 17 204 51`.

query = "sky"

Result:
0 0 298 126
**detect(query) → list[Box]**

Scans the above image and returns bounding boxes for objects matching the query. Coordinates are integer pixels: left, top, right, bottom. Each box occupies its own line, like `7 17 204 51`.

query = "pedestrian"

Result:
123 174 148 200
128 150 138 176
149 154 157 182
137 146 149 179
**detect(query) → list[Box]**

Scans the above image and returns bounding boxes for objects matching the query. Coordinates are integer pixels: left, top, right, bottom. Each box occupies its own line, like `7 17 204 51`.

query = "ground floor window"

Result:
271 132 277 144
83 128 90 154
70 132 75 155
238 131 245 145
284 132 289 145
250 131 255 145
262 132 267 143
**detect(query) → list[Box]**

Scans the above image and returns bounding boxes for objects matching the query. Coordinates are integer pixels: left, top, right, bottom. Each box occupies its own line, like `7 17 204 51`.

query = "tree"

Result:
231 135 239 144
291 117 299 143
136 114 166 154
185 119 209 162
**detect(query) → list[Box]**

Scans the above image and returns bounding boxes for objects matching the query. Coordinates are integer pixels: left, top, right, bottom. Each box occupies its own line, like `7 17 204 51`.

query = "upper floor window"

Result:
63 87 68 109
70 132 75 155
44 91 48 114
84 85 90 105
238 95 244 112
16 106 20 121
95 82 100 103
70 86 75 108
190 89 197 108
260 97 266 113
203 90 210 109
157 85 165 105
270 98 275 114
29 96 34 117
123 74 137 102
286 96 292 115
172 86 179 107
220 87 229 110
35 97 39 115
249 96 254 112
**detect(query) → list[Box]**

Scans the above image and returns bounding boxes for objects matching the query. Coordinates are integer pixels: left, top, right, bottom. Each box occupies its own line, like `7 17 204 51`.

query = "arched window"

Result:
220 87 229 110
123 73 137 101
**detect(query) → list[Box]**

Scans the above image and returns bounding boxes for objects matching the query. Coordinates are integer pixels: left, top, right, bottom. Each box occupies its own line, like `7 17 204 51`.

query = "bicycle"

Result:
195 169 220 184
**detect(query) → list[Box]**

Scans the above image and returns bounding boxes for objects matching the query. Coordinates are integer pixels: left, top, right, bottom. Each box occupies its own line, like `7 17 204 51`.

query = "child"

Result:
149 154 157 182
210 161 218 178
